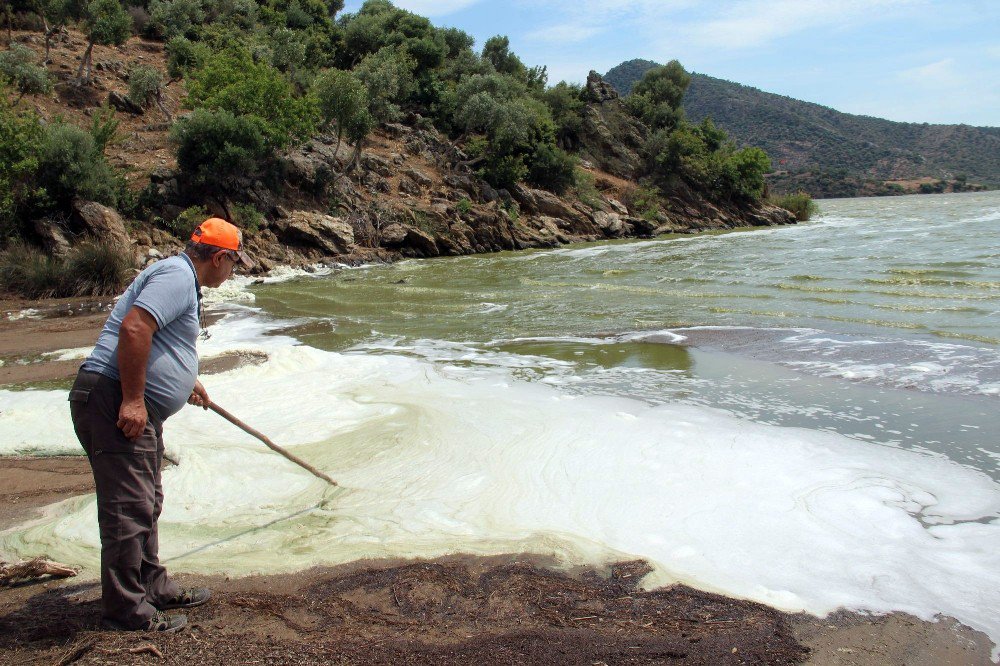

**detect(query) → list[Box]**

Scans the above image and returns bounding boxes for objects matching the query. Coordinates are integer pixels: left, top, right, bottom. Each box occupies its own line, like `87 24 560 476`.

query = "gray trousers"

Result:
69 369 180 628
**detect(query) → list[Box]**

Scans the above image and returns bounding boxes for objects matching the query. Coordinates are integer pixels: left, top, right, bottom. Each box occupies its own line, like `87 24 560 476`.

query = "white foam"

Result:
0 389 81 455
42 346 93 362
1 340 999 658
5 308 40 321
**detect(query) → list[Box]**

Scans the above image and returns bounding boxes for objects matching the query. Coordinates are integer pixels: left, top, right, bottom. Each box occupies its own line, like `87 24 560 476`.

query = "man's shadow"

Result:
0 580 102 652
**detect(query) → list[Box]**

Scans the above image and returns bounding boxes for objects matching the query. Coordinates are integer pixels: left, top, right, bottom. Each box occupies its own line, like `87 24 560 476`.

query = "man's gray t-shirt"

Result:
82 254 200 420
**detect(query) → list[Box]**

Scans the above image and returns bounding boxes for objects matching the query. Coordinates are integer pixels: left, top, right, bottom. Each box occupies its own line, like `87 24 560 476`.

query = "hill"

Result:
605 59 1000 197
1 1 794 299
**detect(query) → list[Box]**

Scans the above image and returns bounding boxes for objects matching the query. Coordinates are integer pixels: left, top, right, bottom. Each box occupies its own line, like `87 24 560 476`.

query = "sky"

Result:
341 0 1000 127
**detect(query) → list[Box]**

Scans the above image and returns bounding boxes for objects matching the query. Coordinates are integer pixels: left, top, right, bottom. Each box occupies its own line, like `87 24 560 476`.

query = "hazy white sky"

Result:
343 0 999 126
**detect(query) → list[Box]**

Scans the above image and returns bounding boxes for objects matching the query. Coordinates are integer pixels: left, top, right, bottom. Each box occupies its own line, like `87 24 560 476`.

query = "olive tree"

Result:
312 68 372 157
77 0 131 85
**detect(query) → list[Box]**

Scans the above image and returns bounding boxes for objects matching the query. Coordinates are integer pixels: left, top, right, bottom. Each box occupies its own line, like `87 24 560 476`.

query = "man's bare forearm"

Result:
118 309 156 405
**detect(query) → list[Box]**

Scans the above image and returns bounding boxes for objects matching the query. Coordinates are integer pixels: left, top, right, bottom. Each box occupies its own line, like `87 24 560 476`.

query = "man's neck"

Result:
181 252 208 289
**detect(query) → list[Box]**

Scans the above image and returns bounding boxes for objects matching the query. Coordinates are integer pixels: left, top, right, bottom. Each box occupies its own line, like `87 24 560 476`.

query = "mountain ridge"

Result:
605 59 999 197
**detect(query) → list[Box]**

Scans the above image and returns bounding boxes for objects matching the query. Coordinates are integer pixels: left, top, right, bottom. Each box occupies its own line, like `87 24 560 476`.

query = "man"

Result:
69 218 252 632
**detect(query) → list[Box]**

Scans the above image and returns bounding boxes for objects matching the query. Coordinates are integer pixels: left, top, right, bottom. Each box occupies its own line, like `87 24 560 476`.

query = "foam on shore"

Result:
1 332 998 658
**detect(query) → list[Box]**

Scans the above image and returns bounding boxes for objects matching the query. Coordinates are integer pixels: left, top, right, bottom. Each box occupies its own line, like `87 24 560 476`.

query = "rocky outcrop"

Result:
33 218 73 257
72 201 132 248
108 90 143 115
271 211 355 256
113 111 794 274
582 70 620 104
577 72 647 179
380 223 439 258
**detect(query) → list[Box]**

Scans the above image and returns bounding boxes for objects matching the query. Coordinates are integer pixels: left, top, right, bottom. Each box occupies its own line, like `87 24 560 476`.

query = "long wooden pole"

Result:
208 402 338 487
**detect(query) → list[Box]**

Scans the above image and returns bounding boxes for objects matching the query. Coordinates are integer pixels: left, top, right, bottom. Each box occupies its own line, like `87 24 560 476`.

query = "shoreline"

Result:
0 287 996 665
0 454 993 665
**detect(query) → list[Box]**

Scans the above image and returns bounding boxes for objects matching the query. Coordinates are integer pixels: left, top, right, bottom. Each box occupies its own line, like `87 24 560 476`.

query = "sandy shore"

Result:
0 298 994 665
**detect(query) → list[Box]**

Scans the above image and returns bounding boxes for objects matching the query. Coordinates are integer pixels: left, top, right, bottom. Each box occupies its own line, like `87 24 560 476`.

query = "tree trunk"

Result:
76 40 94 84
457 155 486 170
333 127 343 161
345 138 364 174
155 90 172 121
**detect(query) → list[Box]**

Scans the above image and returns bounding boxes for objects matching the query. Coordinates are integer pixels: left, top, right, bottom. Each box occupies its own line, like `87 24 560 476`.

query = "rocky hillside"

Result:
3 21 793 283
605 59 999 198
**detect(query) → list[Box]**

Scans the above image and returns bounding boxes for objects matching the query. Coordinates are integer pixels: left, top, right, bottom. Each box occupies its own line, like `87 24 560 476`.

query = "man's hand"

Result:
118 399 148 440
188 379 211 410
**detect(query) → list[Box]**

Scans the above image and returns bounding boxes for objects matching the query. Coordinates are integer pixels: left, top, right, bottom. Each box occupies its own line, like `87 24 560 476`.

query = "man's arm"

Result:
117 305 158 440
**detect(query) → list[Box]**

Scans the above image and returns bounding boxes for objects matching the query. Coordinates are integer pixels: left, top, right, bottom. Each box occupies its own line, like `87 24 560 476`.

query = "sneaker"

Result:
102 611 187 633
155 587 212 610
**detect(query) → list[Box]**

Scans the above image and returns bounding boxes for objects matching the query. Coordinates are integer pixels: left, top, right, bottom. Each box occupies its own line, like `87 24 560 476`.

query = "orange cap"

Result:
191 217 253 267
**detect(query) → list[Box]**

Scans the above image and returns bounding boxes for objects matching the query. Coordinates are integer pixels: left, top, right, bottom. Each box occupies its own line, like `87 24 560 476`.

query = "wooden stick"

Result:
0 557 77 584
208 402 338 487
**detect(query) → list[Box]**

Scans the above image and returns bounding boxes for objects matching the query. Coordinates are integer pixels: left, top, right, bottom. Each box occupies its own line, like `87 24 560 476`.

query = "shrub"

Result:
715 147 771 202
624 60 689 132
0 92 45 240
0 44 52 99
624 186 662 221
127 5 151 35
37 122 123 209
165 36 209 79
0 242 63 298
127 65 162 109
61 241 136 296
572 168 602 210
0 241 134 297
456 197 472 215
268 27 307 75
527 143 576 194
171 108 269 186
212 0 259 30
480 154 526 191
769 191 817 221
232 202 263 234
166 205 209 238
88 104 119 153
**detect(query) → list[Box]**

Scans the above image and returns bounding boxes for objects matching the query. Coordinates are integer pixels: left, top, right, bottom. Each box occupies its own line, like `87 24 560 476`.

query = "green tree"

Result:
542 81 584 149
147 0 205 40
77 0 131 84
353 46 415 125
185 48 320 148
312 68 372 155
440 26 473 57
624 60 690 132
0 90 45 240
482 35 524 79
